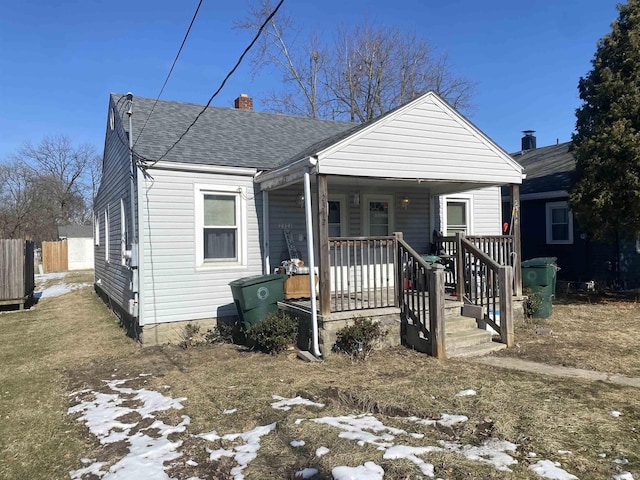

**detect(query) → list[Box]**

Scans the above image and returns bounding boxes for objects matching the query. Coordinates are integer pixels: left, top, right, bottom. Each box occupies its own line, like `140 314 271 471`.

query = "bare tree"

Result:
1 135 98 241
237 2 476 121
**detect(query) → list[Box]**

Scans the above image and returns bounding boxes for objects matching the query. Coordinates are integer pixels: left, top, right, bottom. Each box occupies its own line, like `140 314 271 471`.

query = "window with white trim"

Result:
195 185 246 267
363 195 393 236
94 214 99 246
104 208 110 263
446 200 469 236
120 199 127 265
546 201 573 244
328 195 347 237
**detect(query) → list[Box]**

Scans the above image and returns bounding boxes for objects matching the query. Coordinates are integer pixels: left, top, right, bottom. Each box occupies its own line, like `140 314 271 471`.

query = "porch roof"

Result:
256 92 524 191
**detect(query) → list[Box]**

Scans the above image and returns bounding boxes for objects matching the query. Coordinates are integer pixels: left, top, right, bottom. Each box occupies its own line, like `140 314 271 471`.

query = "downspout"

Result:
126 93 139 319
303 162 321 357
262 190 270 274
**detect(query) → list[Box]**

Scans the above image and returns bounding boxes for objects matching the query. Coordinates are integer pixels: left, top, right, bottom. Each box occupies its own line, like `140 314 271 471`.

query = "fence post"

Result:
428 268 446 359
499 265 514 347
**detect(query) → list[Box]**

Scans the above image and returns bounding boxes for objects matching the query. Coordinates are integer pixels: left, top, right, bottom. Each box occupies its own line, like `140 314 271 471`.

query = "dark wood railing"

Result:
458 237 514 347
328 236 396 312
433 234 521 297
397 235 446 358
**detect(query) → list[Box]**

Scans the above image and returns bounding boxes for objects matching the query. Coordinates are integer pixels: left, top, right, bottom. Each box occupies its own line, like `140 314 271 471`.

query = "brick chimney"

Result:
234 93 253 110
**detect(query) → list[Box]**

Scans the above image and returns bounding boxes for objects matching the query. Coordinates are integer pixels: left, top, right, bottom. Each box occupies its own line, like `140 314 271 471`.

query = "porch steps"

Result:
445 313 507 358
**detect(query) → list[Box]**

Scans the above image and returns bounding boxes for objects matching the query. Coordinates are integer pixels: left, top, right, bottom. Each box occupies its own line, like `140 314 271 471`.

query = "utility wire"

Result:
134 0 205 147
154 0 285 163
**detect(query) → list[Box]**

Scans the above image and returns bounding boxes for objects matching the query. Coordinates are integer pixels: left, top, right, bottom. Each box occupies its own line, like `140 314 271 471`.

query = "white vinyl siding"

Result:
438 187 502 237
140 169 259 325
546 201 573 244
316 95 523 184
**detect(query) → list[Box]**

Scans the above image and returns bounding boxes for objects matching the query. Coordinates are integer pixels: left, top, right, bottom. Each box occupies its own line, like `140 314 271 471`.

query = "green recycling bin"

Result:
521 257 558 318
229 274 287 329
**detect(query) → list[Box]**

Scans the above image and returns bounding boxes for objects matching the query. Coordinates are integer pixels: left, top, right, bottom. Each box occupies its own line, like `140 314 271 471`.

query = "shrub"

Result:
523 287 544 318
334 317 386 361
247 311 298 354
205 321 237 345
179 323 203 349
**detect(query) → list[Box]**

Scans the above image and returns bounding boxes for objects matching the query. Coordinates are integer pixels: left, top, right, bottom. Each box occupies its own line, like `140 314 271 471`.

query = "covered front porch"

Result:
254 92 525 357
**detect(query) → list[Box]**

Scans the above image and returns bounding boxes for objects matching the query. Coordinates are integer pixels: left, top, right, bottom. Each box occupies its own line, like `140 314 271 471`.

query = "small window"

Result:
120 199 127 266
195 185 246 267
546 201 573 244
446 200 468 236
109 107 115 130
94 214 100 246
104 208 110 263
328 196 347 237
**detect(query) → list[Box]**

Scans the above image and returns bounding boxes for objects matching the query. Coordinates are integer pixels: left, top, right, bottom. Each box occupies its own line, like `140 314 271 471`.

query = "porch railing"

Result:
458 237 514 347
328 236 396 311
397 236 446 358
433 234 521 296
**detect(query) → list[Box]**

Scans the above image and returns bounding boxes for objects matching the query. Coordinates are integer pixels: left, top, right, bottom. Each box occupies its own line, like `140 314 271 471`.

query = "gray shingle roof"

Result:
58 225 93 239
510 142 575 195
113 94 354 169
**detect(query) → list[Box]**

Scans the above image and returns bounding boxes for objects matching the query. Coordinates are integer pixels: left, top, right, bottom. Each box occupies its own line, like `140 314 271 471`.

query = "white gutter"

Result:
256 156 317 191
303 160 321 358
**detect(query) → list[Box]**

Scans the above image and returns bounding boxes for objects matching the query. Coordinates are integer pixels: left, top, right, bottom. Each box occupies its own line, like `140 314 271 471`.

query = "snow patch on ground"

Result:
270 395 325 411
35 272 91 299
529 460 579 479
456 389 477 397
613 472 634 480
332 461 385 480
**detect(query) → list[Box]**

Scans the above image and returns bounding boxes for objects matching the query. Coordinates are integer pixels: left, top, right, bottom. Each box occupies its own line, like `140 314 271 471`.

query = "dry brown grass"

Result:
497 292 640 377
1 281 639 479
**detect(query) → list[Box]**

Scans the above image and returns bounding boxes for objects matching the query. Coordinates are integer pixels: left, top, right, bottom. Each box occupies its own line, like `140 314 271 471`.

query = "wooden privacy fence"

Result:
42 239 68 273
1 239 35 309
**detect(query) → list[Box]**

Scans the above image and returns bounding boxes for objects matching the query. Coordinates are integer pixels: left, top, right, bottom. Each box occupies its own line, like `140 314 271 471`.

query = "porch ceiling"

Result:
261 173 510 196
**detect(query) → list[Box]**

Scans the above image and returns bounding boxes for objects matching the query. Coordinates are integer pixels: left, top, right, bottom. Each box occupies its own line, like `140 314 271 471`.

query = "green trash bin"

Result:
229 274 287 329
521 257 558 318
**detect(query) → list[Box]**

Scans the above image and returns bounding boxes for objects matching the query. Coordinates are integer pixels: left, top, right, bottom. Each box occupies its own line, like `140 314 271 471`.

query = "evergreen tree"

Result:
570 0 640 248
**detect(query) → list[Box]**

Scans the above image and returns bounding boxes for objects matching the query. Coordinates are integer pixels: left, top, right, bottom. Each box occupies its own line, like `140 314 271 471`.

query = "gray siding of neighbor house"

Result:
316 96 522 185
94 96 136 313
138 167 262 325
268 183 432 266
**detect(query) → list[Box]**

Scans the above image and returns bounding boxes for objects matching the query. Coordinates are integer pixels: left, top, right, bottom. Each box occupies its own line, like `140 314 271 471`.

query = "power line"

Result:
154 0 285 163
134 0 205 148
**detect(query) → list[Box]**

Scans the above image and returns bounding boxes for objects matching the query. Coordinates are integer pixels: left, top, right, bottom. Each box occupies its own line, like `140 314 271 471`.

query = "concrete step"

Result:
445 315 478 332
446 341 507 358
445 328 492 349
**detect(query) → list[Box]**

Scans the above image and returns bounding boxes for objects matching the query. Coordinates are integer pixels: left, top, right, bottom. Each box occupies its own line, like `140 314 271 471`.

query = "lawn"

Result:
0 273 638 480
495 292 640 377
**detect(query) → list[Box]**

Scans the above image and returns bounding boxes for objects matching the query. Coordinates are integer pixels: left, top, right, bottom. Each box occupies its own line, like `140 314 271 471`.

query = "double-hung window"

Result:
196 185 245 267
545 201 573 244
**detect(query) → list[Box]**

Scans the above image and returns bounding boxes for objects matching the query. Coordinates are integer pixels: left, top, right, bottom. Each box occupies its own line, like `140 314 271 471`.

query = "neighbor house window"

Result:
363 195 393 236
195 185 246 267
546 201 573 244
104 208 110 263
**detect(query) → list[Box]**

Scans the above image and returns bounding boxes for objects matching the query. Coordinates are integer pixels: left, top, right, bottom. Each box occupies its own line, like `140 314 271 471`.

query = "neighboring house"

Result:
57 225 94 270
506 133 640 289
95 91 524 349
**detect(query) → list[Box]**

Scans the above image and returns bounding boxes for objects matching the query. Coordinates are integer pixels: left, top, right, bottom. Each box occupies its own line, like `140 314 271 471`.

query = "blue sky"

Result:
0 0 620 160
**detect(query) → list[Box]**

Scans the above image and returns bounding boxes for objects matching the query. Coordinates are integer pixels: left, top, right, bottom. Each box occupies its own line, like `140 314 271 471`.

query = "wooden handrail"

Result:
460 237 502 272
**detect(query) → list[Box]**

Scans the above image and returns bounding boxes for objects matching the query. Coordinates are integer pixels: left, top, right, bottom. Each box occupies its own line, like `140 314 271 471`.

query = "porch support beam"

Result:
510 184 522 296
317 174 331 316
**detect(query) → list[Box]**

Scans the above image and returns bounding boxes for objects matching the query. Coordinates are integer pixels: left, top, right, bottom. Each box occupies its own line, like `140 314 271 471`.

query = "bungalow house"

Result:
506 133 640 290
94 91 525 356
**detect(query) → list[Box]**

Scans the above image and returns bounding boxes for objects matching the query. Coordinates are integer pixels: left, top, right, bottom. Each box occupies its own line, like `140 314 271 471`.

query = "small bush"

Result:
523 287 544 318
334 317 386 361
247 311 298 354
179 323 203 349
205 321 237 344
